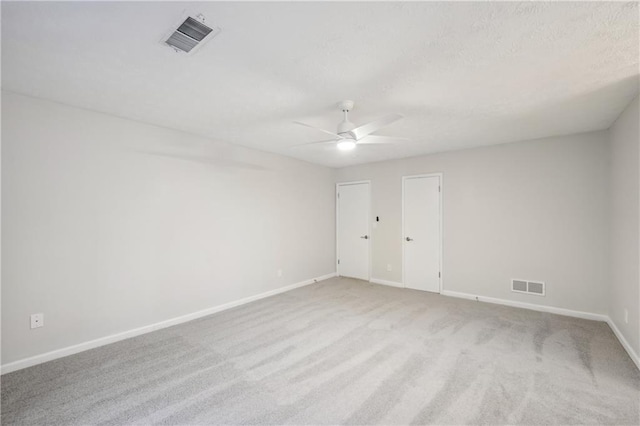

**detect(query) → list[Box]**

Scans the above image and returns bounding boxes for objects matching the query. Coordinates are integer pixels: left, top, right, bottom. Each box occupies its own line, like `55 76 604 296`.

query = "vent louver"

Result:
164 16 220 54
527 281 544 295
512 280 527 292
511 279 545 296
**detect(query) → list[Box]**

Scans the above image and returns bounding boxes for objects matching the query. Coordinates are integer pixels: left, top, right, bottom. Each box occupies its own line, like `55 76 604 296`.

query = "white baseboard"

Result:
1 272 336 375
5 275 637 375
441 290 640 371
607 317 640 371
370 278 404 288
440 290 608 322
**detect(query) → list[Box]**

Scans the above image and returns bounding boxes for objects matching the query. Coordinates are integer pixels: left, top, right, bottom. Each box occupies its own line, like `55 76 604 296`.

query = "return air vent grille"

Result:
512 279 545 296
164 16 220 54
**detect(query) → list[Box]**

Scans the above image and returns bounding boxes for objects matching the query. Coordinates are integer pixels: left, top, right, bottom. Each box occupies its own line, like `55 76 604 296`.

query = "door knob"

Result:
405 237 413 241
360 235 369 239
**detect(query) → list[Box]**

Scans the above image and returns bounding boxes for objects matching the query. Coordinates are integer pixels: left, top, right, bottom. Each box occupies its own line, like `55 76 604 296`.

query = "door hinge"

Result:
439 272 441 278
337 193 340 198
338 259 340 265
439 186 441 192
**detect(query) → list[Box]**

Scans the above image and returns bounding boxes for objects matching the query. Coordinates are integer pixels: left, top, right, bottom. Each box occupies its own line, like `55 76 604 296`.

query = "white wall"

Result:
610 95 640 356
1 92 336 365
336 131 610 315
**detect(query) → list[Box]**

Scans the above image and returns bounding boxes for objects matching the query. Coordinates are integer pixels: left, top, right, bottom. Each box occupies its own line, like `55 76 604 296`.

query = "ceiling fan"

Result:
293 100 409 150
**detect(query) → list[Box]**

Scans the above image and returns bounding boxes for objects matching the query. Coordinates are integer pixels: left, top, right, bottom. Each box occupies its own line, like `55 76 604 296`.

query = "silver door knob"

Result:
360 235 369 239
405 237 413 241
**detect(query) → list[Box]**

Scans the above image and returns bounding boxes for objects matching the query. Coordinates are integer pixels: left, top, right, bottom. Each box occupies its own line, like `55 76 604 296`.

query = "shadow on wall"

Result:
137 150 270 172
133 137 271 173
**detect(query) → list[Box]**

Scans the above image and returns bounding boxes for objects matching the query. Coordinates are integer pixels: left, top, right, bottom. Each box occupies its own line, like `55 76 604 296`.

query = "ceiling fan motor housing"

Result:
337 100 356 136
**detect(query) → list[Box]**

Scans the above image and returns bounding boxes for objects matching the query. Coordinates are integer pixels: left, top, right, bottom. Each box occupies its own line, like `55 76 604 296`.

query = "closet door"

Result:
403 175 441 293
337 182 370 280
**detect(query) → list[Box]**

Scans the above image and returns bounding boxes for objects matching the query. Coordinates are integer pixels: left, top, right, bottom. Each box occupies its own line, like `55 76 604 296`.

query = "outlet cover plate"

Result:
30 313 44 329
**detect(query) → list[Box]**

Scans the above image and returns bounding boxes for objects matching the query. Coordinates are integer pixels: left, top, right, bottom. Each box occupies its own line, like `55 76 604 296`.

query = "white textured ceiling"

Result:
2 1 639 168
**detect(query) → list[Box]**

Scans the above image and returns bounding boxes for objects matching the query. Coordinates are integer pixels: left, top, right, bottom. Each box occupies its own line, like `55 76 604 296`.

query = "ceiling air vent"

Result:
512 279 545 296
164 15 220 54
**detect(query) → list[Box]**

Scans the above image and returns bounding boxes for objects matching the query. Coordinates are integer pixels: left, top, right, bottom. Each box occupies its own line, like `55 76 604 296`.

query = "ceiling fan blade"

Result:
350 114 403 140
293 121 341 138
357 135 412 145
290 138 339 148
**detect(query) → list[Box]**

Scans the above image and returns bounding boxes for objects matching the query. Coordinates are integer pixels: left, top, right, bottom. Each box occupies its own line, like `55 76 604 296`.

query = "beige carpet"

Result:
2 277 639 425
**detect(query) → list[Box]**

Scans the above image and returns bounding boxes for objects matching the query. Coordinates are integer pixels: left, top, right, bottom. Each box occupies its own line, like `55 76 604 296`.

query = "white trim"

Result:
336 180 371 281
4 275 638 375
607 318 640 371
0 272 337 375
370 278 404 288
402 173 443 293
441 290 608 322
437 289 640 372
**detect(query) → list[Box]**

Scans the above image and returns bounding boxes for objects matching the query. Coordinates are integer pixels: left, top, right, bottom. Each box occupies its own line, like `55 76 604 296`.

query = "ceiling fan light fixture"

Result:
292 100 406 153
337 140 356 151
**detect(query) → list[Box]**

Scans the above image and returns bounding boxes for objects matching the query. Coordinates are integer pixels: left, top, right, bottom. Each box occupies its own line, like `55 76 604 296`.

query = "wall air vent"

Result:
164 14 221 55
512 279 545 296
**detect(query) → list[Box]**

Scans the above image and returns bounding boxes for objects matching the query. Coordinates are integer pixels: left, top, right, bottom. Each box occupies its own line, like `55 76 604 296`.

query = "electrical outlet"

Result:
624 309 629 324
387 264 392 271
277 269 283 277
30 313 44 329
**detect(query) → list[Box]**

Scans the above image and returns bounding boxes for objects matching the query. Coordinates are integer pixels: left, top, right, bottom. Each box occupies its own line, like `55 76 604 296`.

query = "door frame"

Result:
336 180 372 280
401 173 443 293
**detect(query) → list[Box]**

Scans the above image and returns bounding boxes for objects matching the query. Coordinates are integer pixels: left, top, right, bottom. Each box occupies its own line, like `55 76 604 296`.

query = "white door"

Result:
403 175 441 292
337 182 370 280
